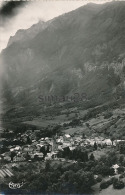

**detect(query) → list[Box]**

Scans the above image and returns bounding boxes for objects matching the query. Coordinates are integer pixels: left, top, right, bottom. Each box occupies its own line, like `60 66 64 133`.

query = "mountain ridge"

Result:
1 1 125 114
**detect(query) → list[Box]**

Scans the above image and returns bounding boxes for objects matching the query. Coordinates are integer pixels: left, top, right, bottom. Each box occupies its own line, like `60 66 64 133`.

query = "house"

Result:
35 130 41 133
51 151 58 159
26 130 33 134
39 138 44 141
45 153 52 160
69 146 76 151
63 134 71 141
65 134 71 138
29 133 36 140
84 139 94 146
103 139 112 146
30 153 35 159
32 139 36 143
86 139 95 146
3 155 11 162
80 143 85 147
74 136 82 143
94 175 98 179
10 148 15 152
22 145 29 152
22 145 37 152
112 164 119 174
29 145 38 152
44 144 52 152
21 135 28 143
32 141 38 146
13 152 25 162
34 152 43 159
36 144 44 150
56 137 64 143
12 163 19 168
58 145 63 151
14 146 21 151
38 143 52 155
45 137 49 141
63 141 71 147
45 151 58 160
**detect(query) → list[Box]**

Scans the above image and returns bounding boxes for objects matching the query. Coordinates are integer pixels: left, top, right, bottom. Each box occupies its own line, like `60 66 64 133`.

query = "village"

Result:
1 121 125 193
0 129 125 164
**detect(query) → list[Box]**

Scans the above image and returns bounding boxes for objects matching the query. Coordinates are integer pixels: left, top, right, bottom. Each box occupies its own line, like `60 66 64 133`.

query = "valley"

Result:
1 1 125 194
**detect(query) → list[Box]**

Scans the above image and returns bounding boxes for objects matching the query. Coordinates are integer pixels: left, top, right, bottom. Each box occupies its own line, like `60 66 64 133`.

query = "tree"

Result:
40 146 47 157
78 171 95 193
27 136 31 144
94 164 113 176
111 137 115 145
45 160 51 172
109 168 115 176
10 151 16 161
89 153 95 161
63 147 70 159
25 152 30 161
86 123 90 128
119 155 124 165
120 144 125 154
69 119 82 127
106 152 118 166
82 133 85 139
94 142 97 150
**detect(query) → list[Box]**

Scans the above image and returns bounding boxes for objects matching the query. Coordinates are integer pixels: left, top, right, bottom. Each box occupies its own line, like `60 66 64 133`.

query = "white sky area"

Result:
0 0 113 52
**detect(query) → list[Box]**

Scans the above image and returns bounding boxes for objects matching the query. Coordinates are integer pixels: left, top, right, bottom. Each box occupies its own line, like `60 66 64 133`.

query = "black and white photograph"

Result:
0 0 125 194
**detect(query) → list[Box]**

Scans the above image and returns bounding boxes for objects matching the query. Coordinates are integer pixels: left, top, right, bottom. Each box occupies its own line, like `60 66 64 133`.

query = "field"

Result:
91 148 111 160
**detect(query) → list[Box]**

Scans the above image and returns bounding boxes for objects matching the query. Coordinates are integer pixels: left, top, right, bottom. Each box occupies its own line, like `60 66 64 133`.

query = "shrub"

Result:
109 168 115 176
113 179 125 189
100 178 113 189
100 180 110 189
117 166 124 174
107 178 113 185
96 175 102 183
119 174 125 179
103 112 113 119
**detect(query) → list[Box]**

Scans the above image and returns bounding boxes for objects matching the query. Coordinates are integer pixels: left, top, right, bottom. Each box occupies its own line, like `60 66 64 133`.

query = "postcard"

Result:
0 0 125 194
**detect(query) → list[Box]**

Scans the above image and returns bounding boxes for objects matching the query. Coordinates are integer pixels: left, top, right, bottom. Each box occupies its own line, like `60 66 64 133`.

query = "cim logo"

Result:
9 181 23 189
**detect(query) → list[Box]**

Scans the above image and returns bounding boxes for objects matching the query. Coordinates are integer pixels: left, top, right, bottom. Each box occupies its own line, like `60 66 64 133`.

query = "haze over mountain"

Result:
1 1 125 113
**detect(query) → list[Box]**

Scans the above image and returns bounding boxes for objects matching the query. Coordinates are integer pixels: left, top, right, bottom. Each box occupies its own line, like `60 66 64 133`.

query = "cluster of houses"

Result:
1 129 125 163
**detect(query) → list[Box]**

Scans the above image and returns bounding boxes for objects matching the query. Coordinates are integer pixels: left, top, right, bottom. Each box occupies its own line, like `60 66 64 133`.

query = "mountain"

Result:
1 1 125 117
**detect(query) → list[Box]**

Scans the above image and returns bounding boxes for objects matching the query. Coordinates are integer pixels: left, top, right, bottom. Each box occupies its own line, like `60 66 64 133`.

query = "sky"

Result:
0 0 113 52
